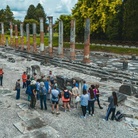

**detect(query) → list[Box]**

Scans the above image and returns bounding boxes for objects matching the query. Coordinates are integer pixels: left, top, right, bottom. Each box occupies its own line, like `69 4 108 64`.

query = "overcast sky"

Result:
0 0 78 23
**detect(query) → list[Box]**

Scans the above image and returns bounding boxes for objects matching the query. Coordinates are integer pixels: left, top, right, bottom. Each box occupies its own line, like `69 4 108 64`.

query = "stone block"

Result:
119 84 137 96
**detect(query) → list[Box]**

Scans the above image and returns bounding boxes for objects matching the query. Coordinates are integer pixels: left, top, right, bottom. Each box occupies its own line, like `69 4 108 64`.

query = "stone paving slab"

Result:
14 126 60 138
17 103 29 111
13 117 47 134
17 110 41 121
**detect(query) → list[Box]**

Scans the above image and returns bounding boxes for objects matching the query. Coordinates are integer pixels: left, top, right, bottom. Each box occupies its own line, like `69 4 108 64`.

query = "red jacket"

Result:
22 74 27 82
0 69 4 76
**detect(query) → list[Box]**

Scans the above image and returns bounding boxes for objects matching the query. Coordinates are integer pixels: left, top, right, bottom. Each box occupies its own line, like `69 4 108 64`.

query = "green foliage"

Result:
123 0 138 41
24 3 47 34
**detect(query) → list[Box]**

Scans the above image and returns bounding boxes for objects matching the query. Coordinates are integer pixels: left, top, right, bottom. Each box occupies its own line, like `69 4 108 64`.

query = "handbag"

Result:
75 96 80 103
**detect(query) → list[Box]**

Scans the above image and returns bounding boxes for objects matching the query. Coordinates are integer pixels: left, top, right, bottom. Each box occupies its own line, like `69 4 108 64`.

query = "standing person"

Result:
95 84 103 109
44 77 50 100
0 68 4 86
80 90 89 119
25 75 31 101
15 79 21 100
22 72 27 88
88 87 96 116
72 84 80 108
49 71 54 85
39 82 47 110
73 79 79 88
30 80 37 109
51 85 60 115
62 86 72 112
104 92 118 121
36 79 40 100
82 81 88 91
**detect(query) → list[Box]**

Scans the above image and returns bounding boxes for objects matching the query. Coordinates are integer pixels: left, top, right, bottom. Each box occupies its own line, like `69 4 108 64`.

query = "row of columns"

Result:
0 18 90 63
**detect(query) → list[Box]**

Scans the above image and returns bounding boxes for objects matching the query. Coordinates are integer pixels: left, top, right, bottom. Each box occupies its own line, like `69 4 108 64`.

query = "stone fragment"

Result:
119 84 137 96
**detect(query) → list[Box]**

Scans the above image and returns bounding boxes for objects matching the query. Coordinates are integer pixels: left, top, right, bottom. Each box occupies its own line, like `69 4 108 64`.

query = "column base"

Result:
82 58 90 63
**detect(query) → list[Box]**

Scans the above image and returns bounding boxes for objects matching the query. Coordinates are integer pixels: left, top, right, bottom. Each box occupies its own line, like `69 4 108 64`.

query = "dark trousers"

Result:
96 96 102 108
88 100 95 114
22 82 26 88
81 105 87 116
0 76 3 86
16 89 20 99
40 95 47 110
30 95 36 108
105 107 116 121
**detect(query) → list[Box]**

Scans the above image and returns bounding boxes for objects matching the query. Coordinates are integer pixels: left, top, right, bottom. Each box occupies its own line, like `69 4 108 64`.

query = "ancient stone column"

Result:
1 22 5 46
83 18 90 63
39 17 44 52
47 16 53 56
9 22 14 47
58 20 63 57
70 19 76 60
33 23 37 52
15 24 19 49
20 22 24 50
26 24 30 52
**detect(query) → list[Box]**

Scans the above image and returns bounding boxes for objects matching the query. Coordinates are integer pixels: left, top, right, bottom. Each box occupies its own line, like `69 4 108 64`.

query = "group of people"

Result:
14 70 118 121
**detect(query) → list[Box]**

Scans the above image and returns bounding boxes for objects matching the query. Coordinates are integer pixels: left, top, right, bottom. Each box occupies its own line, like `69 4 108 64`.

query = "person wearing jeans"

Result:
15 79 21 100
88 87 96 116
104 92 118 121
39 82 47 110
0 68 4 86
80 90 89 118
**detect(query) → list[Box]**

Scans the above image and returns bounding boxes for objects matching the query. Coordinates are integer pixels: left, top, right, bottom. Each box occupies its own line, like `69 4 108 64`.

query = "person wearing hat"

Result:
0 68 4 86
39 81 47 110
30 80 37 108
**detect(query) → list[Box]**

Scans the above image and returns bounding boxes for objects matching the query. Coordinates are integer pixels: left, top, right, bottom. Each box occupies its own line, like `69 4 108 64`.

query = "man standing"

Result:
22 72 27 88
0 68 4 86
51 85 60 115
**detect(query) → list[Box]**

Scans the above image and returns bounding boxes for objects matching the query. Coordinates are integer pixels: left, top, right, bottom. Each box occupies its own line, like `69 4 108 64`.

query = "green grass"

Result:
3 35 138 55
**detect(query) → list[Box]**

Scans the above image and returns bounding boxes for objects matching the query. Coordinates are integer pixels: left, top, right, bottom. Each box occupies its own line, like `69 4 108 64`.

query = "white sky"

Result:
0 0 78 23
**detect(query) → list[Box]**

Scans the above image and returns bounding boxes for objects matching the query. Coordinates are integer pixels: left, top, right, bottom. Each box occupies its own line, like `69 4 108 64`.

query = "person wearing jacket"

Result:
80 90 89 119
22 72 27 88
39 81 47 110
0 68 4 86
15 79 21 100
104 92 118 121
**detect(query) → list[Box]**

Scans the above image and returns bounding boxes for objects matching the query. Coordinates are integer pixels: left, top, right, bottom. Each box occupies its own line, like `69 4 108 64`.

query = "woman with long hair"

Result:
104 92 118 121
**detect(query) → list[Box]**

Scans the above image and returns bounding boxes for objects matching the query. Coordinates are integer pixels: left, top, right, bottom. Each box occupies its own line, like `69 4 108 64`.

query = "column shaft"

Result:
20 23 24 50
58 20 63 56
10 22 14 47
26 24 30 52
15 25 18 48
83 18 90 63
33 23 37 52
39 17 44 51
70 19 76 60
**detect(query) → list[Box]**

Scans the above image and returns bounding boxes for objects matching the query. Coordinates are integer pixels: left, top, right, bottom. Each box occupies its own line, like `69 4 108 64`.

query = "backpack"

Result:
39 87 45 95
64 91 70 99
115 111 124 121
26 86 32 96
52 94 57 99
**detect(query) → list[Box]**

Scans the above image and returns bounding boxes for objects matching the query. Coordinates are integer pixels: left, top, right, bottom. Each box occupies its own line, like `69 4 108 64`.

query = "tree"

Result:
123 0 138 41
24 3 47 34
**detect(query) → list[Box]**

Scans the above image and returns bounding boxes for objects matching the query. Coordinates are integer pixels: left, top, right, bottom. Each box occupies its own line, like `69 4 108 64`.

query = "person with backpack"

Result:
39 82 47 110
62 86 72 112
104 91 118 121
88 87 96 116
0 68 4 86
51 85 60 115
80 89 89 119
15 79 21 100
